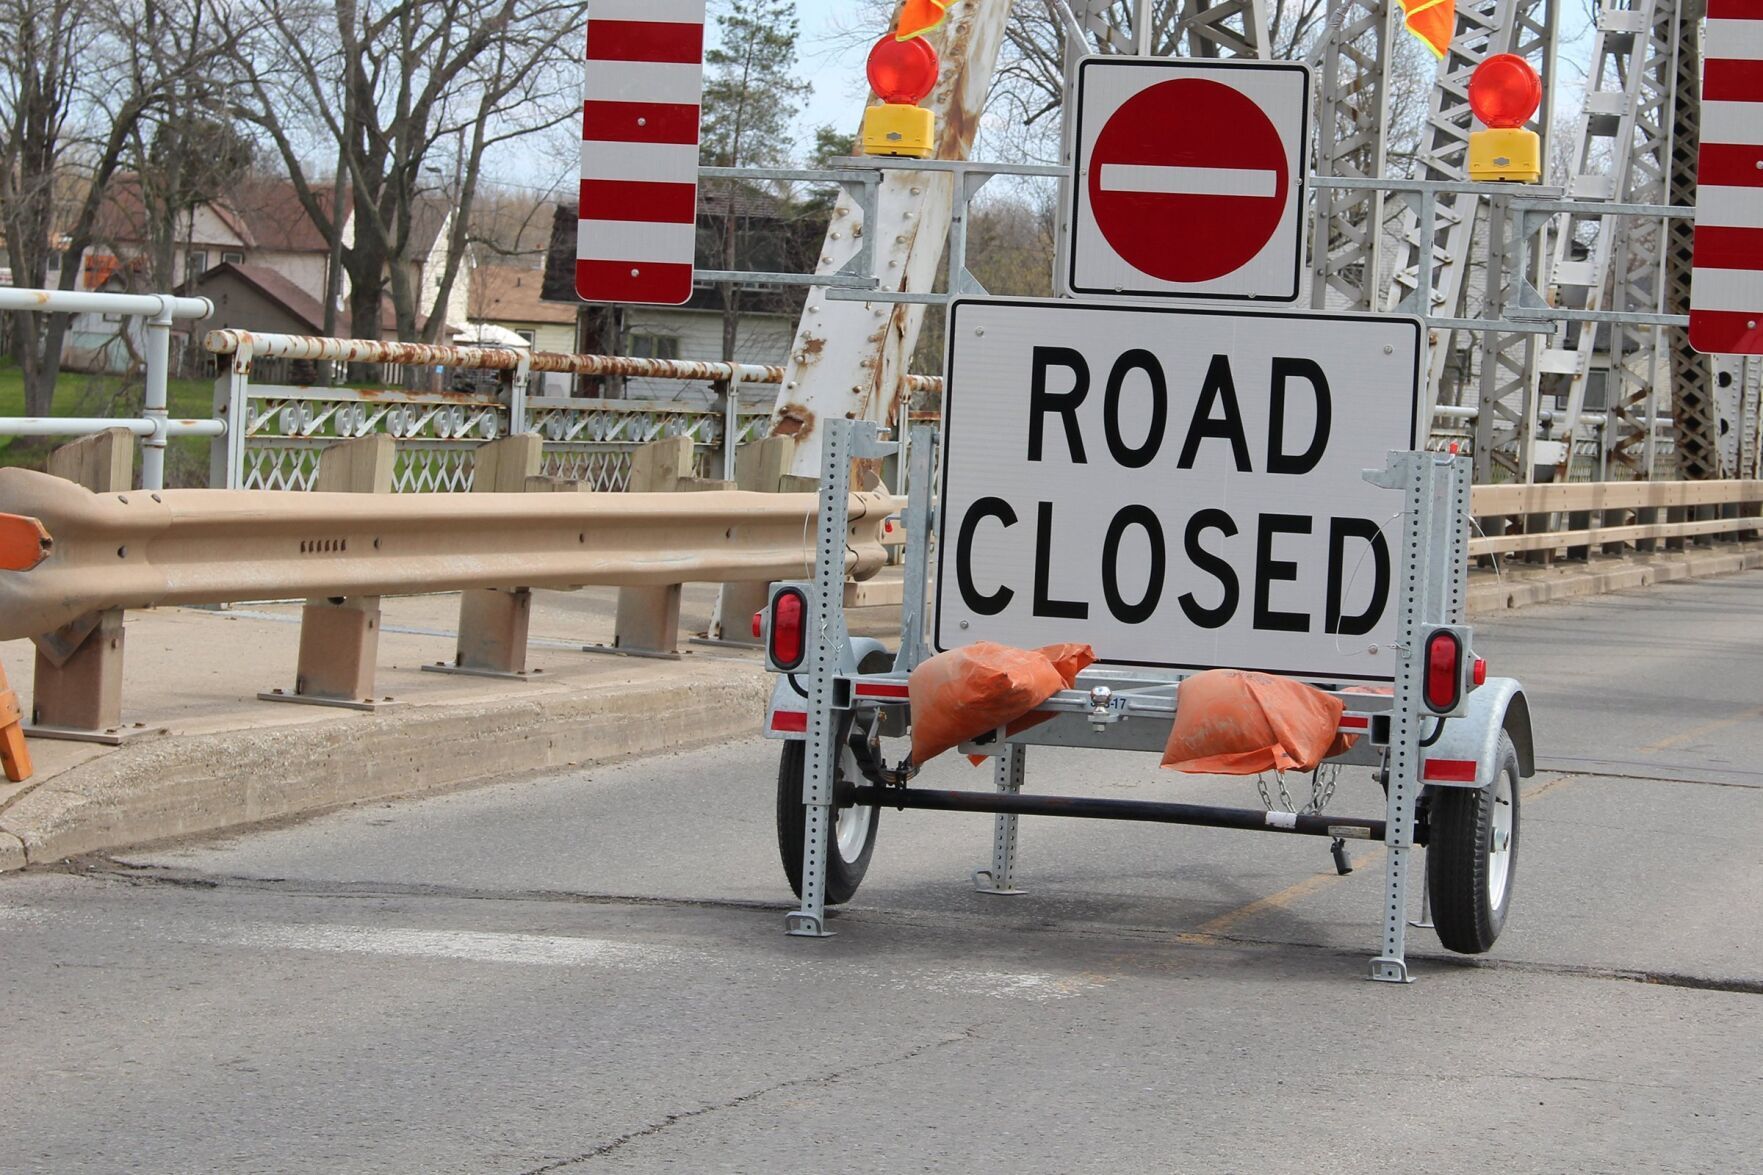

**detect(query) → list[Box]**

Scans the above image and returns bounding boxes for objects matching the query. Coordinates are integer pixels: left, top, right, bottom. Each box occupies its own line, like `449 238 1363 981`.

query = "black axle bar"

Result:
843 785 1412 844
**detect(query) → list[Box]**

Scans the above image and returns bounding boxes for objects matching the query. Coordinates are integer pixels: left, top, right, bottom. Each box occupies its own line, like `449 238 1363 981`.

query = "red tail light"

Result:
751 610 764 640
769 588 806 671
1424 630 1463 713
1472 657 1487 686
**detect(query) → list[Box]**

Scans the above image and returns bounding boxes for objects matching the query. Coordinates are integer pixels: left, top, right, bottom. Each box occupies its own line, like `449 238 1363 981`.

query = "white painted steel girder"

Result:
769 0 1013 479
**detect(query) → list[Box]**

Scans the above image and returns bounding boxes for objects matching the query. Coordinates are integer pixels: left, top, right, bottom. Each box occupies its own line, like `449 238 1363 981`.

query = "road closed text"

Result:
935 300 1421 680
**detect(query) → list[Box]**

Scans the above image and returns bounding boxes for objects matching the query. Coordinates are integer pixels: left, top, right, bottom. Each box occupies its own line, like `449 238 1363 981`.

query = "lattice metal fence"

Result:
228 383 774 492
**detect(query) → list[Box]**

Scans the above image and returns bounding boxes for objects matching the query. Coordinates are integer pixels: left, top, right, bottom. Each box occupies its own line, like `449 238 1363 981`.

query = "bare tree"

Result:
0 0 220 415
234 0 589 347
120 0 258 352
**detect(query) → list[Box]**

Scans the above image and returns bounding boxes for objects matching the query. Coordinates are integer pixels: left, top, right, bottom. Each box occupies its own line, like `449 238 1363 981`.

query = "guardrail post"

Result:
260 434 395 710
424 434 544 679
26 430 133 745
592 435 733 659
702 435 796 646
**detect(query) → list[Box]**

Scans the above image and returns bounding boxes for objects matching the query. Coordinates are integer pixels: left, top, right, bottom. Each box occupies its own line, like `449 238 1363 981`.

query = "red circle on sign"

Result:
1087 78 1290 284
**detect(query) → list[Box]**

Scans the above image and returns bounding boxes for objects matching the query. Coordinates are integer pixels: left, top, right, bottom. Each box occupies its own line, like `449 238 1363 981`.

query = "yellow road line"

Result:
1178 773 1574 944
1637 708 1763 754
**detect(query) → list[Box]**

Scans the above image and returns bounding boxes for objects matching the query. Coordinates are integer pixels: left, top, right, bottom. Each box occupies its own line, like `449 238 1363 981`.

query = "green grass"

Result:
0 361 217 484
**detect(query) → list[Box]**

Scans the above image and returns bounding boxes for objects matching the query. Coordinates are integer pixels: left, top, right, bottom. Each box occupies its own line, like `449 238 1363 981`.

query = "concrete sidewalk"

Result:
0 585 830 871
1 540 1759 871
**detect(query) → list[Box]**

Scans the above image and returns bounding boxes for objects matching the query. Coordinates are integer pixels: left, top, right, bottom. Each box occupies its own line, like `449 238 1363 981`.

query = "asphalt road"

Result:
2 573 1760 1173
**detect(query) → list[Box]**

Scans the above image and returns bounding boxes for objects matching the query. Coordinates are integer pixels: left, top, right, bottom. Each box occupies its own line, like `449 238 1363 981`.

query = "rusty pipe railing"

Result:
0 468 897 643
203 329 946 392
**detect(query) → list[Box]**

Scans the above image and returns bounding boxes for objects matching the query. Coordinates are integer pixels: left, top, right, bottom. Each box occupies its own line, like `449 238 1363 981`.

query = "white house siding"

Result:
259 252 332 308
619 307 794 401
419 212 469 334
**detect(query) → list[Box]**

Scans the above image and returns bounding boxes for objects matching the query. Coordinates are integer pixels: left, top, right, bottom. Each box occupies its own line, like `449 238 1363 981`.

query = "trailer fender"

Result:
763 637 892 741
1420 677 1535 787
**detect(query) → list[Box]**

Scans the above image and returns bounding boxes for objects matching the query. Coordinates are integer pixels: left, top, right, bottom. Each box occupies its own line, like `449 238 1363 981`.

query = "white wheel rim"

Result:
834 744 874 863
1488 769 1514 907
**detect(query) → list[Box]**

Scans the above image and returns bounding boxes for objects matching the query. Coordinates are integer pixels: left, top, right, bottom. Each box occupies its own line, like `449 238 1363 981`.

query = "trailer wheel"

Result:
1427 732 1520 954
776 720 880 906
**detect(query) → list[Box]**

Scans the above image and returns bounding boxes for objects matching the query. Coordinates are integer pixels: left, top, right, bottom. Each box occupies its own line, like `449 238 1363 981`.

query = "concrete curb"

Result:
1468 542 1763 615
0 664 768 868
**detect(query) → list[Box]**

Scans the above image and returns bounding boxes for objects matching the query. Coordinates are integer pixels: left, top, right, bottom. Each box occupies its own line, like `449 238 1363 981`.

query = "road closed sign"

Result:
1069 58 1310 303
934 299 1423 683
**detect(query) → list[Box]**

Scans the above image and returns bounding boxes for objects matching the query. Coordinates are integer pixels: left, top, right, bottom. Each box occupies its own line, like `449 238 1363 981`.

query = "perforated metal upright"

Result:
786 420 897 938
1364 449 1471 982
974 745 1029 896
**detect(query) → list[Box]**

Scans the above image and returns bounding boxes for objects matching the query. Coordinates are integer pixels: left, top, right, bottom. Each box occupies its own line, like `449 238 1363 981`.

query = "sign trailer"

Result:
747 52 1535 986
760 403 1535 983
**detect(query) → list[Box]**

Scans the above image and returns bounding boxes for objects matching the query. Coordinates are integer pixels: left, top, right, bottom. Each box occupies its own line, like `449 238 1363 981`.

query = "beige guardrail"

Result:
0 467 896 644
1469 480 1763 556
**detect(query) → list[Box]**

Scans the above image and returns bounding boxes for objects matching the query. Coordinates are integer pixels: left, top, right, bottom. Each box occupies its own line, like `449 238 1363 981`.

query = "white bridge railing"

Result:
203 329 944 493
0 287 220 490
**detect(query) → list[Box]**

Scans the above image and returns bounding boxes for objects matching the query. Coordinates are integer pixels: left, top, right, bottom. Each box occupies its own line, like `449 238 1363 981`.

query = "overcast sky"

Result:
783 0 876 142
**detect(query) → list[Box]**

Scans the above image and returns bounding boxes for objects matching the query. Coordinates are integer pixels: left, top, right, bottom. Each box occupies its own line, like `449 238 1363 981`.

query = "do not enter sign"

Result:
1069 59 1310 303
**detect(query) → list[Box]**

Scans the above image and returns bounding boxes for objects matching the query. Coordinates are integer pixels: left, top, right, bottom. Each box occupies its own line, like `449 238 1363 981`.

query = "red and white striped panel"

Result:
1690 0 1763 355
576 0 706 306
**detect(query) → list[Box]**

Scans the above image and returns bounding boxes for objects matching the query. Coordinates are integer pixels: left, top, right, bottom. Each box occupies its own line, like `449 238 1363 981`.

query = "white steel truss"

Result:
1311 0 1395 313
1385 0 1556 418
1537 0 1674 481
1653 0 1716 479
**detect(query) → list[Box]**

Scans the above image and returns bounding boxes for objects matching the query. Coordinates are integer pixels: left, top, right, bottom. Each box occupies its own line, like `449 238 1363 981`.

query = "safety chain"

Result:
1256 764 1342 816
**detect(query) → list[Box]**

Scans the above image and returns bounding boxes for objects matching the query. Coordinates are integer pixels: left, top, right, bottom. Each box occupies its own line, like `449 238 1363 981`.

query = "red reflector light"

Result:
1422 758 1478 783
1472 657 1487 686
769 589 806 670
1424 631 1462 713
771 709 808 733
751 610 764 640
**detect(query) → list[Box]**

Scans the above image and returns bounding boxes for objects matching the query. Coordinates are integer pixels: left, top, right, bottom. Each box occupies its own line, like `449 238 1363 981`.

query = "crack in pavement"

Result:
51 858 1763 998
517 1025 983 1172
1533 760 1763 790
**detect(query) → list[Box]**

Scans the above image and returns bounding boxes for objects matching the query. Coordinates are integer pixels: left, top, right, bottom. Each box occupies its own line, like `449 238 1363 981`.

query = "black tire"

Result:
776 727 880 906
1427 731 1521 954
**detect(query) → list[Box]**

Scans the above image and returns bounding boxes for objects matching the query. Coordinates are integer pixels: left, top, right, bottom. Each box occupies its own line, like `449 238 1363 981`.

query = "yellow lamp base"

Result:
1469 128 1542 184
861 104 935 159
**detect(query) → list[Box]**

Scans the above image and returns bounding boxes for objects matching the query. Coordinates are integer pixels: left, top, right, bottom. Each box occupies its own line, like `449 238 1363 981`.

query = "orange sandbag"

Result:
965 643 1097 765
909 642 1073 764
1161 669 1345 775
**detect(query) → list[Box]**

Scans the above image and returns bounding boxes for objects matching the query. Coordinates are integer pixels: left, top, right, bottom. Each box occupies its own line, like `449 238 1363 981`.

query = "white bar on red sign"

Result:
582 60 706 106
1689 0 1763 355
579 141 699 186
576 0 707 307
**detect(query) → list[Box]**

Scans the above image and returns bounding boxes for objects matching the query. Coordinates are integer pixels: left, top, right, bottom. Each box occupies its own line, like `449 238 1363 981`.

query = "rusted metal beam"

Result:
203 329 944 392
0 469 897 644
